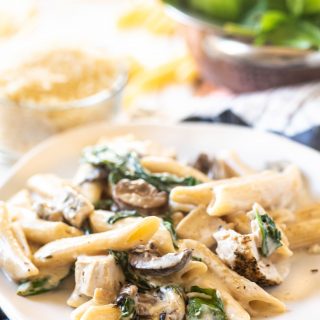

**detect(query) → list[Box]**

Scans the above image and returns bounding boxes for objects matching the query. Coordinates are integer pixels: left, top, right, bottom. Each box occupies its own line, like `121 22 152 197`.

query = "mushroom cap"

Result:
113 179 168 209
129 249 192 277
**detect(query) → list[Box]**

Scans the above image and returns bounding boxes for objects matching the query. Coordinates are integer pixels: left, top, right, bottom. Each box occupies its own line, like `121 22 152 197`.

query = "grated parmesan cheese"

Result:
0 47 125 155
0 48 118 107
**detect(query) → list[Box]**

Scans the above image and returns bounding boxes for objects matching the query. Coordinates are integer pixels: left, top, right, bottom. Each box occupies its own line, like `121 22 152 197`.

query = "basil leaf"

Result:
187 286 227 320
108 210 141 224
255 208 282 257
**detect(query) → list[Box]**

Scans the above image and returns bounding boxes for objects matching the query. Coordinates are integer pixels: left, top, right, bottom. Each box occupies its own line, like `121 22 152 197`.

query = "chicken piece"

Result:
214 228 282 286
68 255 124 308
27 174 94 227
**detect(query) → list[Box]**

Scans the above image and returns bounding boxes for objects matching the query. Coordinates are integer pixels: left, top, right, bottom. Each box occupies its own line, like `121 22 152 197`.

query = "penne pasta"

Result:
141 156 211 182
171 165 309 217
89 211 175 254
286 218 320 250
207 165 308 216
218 150 256 177
0 203 39 281
179 239 286 317
34 216 161 266
176 205 227 247
80 304 120 320
11 222 32 258
19 219 83 244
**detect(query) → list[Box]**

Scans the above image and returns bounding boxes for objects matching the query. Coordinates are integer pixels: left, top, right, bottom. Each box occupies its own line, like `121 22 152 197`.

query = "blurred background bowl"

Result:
165 3 320 93
0 57 127 161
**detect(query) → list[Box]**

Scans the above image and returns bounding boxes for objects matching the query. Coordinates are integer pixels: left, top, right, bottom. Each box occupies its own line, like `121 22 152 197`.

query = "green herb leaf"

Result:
162 218 179 249
83 146 199 193
94 199 114 210
17 277 57 296
187 286 227 320
110 250 154 291
255 207 282 257
117 295 136 319
108 210 142 224
191 256 203 262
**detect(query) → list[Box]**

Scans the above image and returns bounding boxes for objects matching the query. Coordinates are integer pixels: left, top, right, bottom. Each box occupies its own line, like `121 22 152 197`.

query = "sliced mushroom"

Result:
192 153 226 179
113 178 168 210
136 286 185 320
116 285 185 320
129 248 192 276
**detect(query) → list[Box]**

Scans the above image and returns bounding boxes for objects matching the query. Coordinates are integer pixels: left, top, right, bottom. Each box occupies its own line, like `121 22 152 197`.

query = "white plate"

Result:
0 123 320 320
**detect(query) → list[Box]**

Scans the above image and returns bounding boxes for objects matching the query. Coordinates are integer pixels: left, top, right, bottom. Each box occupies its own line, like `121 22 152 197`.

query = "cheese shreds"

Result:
0 48 118 107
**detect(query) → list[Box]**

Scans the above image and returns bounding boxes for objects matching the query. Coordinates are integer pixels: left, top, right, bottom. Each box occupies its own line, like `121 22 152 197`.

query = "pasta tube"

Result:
218 150 256 177
176 205 227 247
34 216 161 266
208 165 308 216
179 239 286 317
141 156 211 182
171 165 308 217
11 222 32 258
90 211 175 254
0 203 39 281
19 219 83 244
286 218 320 250
80 304 120 320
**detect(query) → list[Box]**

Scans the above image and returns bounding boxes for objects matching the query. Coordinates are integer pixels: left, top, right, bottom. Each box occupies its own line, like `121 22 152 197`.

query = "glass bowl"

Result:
0 64 127 161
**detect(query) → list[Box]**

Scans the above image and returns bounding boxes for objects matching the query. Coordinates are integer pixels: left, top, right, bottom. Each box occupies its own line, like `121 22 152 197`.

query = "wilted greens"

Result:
107 210 142 224
17 277 59 296
165 0 320 49
187 286 227 320
110 250 154 291
255 209 282 257
83 145 198 193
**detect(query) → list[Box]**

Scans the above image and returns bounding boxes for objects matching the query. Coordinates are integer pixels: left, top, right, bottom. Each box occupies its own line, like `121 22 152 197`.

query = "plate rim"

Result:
2 121 320 189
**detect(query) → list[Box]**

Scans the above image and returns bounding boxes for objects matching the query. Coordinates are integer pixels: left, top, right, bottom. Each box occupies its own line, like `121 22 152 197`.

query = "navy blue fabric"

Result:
184 110 320 152
0 308 7 320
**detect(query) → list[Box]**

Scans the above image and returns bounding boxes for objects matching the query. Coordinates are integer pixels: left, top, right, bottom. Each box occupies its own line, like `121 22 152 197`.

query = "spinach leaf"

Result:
17 277 57 296
162 218 179 249
116 294 137 320
94 199 114 210
110 250 154 291
254 208 282 257
83 146 198 193
191 256 203 262
187 286 227 320
108 210 142 224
